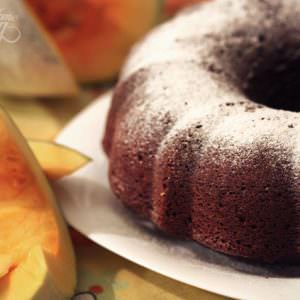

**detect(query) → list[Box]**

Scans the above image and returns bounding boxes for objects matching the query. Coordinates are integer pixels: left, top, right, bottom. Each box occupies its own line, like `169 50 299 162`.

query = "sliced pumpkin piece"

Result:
26 0 162 83
0 0 78 97
28 140 91 180
0 108 76 299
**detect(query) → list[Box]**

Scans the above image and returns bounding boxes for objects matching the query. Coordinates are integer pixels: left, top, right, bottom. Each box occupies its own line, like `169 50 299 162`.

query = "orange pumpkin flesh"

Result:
28 140 91 180
0 109 76 299
26 0 162 83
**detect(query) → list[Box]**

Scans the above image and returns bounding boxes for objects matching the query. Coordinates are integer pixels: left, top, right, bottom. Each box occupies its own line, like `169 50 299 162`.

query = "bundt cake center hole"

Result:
244 57 300 112
216 25 300 112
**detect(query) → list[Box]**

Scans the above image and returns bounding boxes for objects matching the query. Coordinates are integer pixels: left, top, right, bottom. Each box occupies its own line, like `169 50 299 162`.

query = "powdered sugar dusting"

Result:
105 0 300 261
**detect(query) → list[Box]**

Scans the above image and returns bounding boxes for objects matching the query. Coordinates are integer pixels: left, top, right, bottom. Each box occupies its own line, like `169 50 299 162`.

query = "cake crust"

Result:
103 0 300 263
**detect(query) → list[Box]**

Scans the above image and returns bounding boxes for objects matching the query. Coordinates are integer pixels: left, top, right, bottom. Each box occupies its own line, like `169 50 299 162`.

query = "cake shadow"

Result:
134 217 300 278
53 177 300 279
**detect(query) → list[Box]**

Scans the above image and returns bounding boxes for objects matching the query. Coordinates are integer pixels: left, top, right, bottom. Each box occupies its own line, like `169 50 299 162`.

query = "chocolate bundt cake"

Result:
103 0 300 263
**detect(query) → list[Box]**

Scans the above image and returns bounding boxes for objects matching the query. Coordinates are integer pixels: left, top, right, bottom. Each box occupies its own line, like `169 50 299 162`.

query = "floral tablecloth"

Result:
0 89 228 300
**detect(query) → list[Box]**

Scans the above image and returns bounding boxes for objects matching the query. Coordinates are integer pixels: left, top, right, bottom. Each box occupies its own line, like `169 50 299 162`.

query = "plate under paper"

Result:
54 92 300 300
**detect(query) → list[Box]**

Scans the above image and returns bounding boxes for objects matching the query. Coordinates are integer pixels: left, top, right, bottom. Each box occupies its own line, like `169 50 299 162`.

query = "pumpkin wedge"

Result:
26 0 162 82
0 0 78 97
28 140 91 180
0 108 76 299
